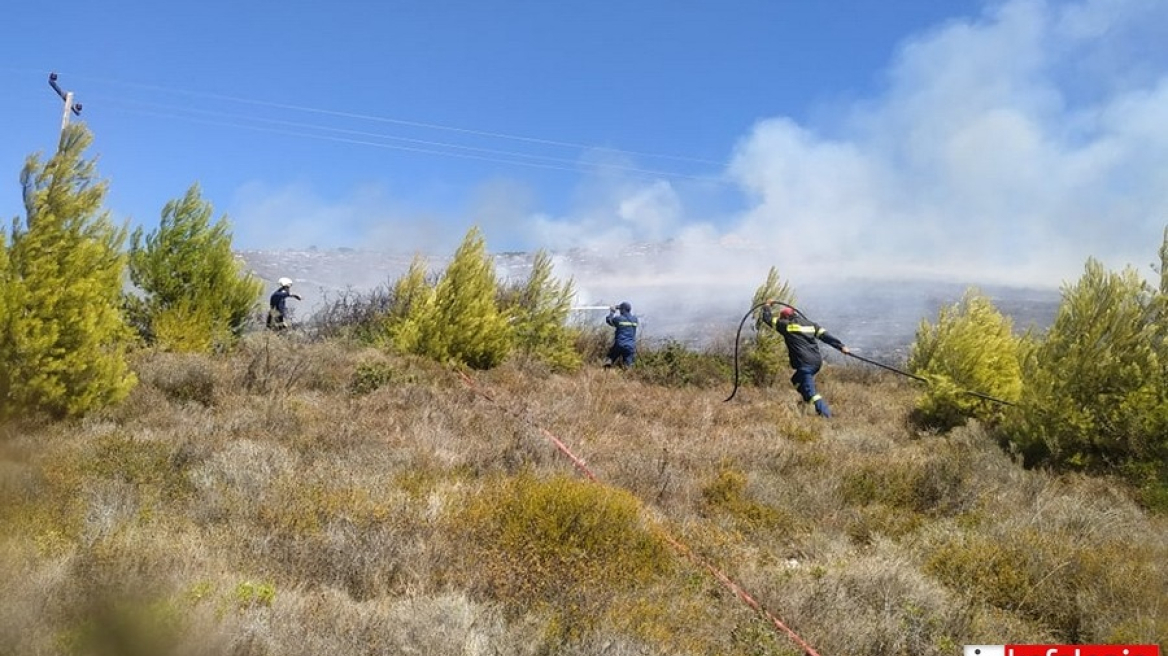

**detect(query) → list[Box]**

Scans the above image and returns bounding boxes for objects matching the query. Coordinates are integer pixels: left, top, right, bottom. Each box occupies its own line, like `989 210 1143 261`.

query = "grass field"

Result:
2 333 1164 655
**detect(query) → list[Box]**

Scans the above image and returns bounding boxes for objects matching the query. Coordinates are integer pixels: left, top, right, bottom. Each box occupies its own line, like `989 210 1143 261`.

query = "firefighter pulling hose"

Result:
726 300 1015 408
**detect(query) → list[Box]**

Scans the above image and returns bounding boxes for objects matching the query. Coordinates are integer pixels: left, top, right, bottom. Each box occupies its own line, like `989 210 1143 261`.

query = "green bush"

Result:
907 289 1022 431
633 340 730 388
1000 259 1167 483
127 184 263 353
498 250 581 372
839 456 966 516
348 361 398 396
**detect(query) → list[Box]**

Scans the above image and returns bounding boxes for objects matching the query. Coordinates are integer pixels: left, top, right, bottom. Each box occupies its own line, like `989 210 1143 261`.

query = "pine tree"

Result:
501 250 581 371
744 266 796 387
1003 259 1165 472
413 227 513 369
907 288 1022 430
0 125 135 419
383 254 434 353
127 184 263 352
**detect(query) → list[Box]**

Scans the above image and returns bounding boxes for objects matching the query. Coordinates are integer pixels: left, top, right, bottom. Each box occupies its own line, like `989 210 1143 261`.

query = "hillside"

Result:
2 334 1164 655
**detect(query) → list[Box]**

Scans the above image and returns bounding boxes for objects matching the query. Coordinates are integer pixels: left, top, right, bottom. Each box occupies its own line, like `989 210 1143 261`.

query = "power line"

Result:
74 74 729 167
97 98 730 184
101 101 731 184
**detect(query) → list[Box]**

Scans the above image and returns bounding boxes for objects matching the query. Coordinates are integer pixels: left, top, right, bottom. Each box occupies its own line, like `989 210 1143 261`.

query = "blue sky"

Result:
3 0 1168 292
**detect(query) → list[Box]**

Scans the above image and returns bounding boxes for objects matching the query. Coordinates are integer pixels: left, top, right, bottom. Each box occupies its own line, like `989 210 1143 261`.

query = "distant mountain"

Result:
238 246 1061 361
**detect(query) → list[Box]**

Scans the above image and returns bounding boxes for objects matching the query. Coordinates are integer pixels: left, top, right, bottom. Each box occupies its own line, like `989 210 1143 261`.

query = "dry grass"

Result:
1 334 1165 655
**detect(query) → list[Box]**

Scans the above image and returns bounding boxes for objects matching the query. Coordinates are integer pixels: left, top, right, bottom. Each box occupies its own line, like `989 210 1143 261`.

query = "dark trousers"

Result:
606 344 636 368
791 365 831 417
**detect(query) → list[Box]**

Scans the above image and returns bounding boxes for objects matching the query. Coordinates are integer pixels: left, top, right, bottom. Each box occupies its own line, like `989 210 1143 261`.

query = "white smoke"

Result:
540 0 1168 298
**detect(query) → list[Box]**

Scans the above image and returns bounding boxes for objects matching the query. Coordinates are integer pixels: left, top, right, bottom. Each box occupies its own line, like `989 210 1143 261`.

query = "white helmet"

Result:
278 277 293 288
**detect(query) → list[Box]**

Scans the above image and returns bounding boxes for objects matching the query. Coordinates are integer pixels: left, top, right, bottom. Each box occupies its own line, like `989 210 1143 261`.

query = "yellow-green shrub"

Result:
743 266 796 387
1000 260 1167 490
0 125 136 419
907 289 1022 430
498 250 580 372
380 254 433 352
453 473 673 623
925 527 1164 644
412 227 513 369
700 465 790 533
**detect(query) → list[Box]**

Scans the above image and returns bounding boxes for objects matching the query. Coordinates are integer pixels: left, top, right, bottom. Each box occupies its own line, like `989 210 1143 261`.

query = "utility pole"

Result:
48 72 83 135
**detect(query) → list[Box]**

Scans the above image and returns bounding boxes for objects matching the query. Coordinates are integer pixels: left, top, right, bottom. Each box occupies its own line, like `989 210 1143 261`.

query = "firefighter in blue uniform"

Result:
604 301 639 368
267 277 301 331
761 300 849 417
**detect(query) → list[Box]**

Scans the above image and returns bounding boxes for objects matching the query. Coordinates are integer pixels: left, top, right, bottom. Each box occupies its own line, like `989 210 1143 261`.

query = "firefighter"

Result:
604 301 639 368
267 277 301 330
761 300 849 417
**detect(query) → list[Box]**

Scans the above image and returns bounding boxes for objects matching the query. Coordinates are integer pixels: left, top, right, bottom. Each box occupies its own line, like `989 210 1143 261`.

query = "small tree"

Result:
413 227 513 369
906 289 1023 430
743 266 796 387
1002 259 1166 474
127 184 263 352
382 254 434 353
500 250 580 372
0 125 135 419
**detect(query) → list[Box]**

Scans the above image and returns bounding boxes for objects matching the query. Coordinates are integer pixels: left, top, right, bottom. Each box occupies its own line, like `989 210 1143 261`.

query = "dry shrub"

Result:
922 487 1168 645
572 324 611 365
632 339 731 388
838 452 968 516
133 351 221 407
251 485 431 601
700 464 793 535
770 549 977 656
210 587 546 656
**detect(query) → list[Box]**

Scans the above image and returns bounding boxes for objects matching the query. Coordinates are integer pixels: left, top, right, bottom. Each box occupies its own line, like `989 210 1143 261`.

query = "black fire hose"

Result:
725 300 795 402
842 351 1015 406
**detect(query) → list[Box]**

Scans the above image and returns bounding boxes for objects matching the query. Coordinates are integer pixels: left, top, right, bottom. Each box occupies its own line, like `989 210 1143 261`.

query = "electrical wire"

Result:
92 97 730 183
72 74 729 166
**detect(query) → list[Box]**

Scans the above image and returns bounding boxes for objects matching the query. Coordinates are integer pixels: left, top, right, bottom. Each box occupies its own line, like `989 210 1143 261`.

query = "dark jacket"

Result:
606 310 639 350
761 306 845 369
270 287 296 316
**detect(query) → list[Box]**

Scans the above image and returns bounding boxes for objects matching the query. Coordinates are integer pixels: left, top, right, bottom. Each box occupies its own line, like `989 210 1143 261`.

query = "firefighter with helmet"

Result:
760 300 849 417
267 277 301 330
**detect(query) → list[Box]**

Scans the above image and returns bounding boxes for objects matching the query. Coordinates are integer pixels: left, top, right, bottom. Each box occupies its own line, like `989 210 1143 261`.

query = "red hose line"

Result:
456 368 823 656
